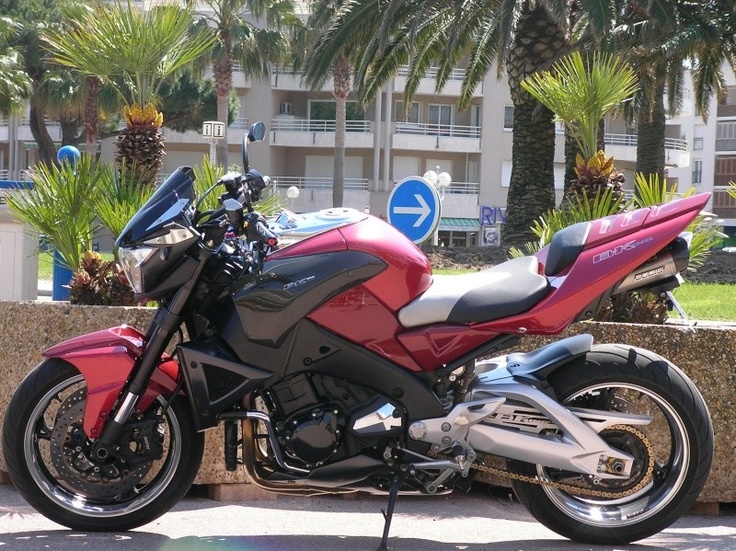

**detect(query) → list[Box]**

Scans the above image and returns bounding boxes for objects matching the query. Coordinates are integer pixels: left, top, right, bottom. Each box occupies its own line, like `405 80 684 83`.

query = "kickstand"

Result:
378 474 402 551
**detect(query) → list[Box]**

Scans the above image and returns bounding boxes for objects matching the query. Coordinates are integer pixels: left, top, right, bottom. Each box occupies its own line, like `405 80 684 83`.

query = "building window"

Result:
693 124 704 150
692 160 702 184
395 101 420 123
503 106 513 130
428 104 453 135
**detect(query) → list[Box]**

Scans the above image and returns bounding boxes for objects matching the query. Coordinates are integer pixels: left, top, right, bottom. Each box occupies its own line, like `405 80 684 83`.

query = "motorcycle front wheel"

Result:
510 344 713 544
3 358 204 531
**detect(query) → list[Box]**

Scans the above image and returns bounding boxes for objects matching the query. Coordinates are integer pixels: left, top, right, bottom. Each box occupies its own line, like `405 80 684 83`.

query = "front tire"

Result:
510 344 713 544
3 358 204 531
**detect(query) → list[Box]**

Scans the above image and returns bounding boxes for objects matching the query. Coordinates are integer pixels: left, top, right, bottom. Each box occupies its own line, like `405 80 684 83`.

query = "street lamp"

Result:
286 185 300 210
423 165 451 245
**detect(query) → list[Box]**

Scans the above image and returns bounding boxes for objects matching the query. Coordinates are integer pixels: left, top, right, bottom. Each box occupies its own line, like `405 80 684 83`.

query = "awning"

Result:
439 217 480 232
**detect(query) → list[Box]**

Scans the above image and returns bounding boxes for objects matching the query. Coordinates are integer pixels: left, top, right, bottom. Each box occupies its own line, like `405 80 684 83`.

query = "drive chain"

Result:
466 424 655 499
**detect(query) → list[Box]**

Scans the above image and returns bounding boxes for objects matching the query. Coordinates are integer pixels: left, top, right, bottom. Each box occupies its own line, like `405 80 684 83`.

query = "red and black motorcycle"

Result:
3 122 713 549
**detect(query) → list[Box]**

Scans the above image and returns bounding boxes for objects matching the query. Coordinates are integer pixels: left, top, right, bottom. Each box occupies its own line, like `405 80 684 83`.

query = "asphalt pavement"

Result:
1 483 736 551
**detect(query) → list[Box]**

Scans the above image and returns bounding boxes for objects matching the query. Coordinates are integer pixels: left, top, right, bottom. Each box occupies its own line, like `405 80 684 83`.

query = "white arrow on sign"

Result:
393 194 431 227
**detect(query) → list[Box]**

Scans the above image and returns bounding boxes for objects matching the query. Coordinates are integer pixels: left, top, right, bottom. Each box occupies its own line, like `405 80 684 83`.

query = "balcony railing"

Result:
442 181 480 195
229 117 249 130
272 176 369 191
271 118 371 133
713 186 736 219
396 65 466 81
0 169 9 180
604 133 689 151
395 122 481 138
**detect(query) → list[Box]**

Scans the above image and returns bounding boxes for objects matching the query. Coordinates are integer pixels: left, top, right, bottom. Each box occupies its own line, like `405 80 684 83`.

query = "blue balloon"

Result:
57 145 81 167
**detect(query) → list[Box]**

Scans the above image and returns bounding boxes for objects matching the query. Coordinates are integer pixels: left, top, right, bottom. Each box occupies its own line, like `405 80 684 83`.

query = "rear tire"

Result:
511 344 713 544
3 358 204 531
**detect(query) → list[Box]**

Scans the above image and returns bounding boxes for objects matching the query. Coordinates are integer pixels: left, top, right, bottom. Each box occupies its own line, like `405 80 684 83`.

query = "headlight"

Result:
118 246 156 294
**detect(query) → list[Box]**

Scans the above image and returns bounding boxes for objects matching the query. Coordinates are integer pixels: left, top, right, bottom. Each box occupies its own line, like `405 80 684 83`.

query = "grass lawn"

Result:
670 282 736 323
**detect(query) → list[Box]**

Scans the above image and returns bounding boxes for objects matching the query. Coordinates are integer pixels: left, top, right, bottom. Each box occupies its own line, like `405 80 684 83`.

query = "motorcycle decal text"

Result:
592 237 653 264
284 275 316 291
633 265 665 282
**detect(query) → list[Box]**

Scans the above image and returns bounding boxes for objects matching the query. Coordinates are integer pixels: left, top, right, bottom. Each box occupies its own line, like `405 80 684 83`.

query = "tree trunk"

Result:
502 3 566 247
332 54 351 208
636 80 666 183
564 130 578 196
213 36 233 169
84 76 101 155
29 98 55 167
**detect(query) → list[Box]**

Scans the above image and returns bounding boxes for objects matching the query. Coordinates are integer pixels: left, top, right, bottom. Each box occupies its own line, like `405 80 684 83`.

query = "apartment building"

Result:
4 17 733 247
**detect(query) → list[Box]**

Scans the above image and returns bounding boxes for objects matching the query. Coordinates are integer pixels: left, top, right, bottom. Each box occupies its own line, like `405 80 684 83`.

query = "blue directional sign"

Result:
387 176 441 244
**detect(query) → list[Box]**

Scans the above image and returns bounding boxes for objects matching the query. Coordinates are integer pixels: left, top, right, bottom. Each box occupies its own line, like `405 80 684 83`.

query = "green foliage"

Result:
0 17 32 116
45 0 216 107
158 71 239 133
6 154 105 271
94 163 155 241
521 52 638 160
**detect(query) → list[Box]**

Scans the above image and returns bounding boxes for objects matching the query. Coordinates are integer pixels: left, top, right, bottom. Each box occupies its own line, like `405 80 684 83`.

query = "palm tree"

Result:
45 0 216 185
193 0 297 168
302 0 373 208
521 51 638 201
0 17 32 117
612 1 736 182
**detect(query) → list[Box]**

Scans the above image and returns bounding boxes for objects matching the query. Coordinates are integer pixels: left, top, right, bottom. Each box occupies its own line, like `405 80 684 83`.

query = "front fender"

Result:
43 326 180 438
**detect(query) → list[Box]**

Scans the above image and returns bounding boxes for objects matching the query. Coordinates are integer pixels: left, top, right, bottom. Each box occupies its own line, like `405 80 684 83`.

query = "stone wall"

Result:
0 302 733 500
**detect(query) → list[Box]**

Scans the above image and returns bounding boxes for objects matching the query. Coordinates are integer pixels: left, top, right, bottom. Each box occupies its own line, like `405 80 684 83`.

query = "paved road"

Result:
1 484 736 551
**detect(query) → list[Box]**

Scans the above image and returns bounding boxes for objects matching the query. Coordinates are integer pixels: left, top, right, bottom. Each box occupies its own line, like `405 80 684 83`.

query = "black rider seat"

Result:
398 256 550 328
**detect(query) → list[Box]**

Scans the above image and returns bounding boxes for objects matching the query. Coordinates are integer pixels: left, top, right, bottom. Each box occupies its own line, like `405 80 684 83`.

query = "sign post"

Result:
387 176 441 244
202 121 225 166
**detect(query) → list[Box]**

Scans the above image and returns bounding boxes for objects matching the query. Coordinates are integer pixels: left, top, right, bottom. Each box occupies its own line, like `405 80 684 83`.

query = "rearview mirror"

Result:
249 121 266 143
242 121 266 173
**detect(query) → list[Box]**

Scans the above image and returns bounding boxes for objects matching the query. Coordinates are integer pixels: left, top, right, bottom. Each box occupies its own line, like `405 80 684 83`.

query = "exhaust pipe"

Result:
613 234 690 295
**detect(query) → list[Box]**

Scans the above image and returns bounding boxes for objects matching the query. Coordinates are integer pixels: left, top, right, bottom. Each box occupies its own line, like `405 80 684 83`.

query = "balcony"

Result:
713 186 736 220
392 122 481 153
270 69 326 92
394 66 482 98
717 104 736 118
603 133 690 167
270 118 374 148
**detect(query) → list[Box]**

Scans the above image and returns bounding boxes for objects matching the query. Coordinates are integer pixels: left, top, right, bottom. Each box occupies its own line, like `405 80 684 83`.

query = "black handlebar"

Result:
246 212 278 248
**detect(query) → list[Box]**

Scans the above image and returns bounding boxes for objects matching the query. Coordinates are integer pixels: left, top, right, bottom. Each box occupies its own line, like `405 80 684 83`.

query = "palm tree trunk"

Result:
636 80 666 182
505 100 557 245
84 76 101 155
332 54 351 208
29 98 56 167
564 130 578 196
213 40 233 168
502 3 565 247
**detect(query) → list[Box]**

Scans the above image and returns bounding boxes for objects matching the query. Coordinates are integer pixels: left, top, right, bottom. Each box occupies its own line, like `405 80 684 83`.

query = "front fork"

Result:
94 252 209 457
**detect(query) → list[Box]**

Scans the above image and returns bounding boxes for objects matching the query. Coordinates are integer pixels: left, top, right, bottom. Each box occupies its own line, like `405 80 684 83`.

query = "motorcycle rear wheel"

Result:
510 344 713 544
3 358 204 531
